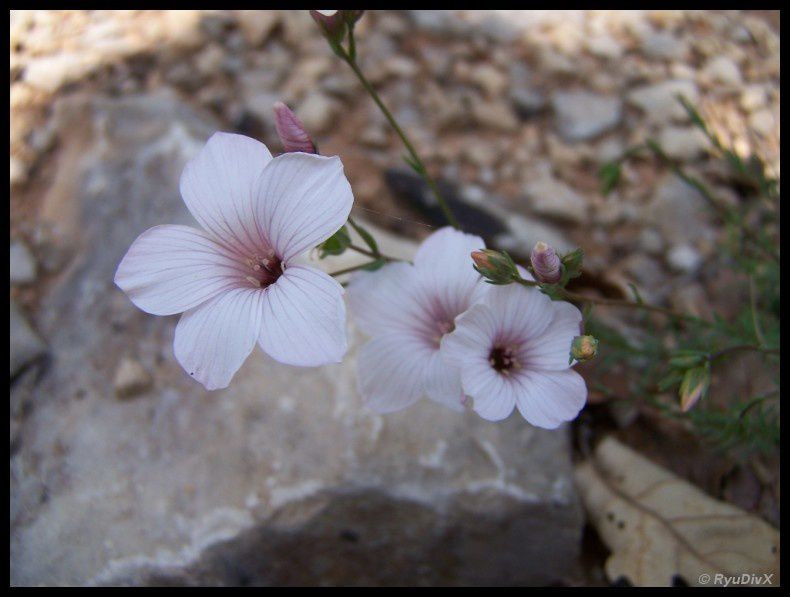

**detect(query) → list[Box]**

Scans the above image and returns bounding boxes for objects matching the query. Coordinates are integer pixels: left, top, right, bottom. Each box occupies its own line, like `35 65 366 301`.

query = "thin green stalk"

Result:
707 344 779 362
328 261 379 278
513 277 713 325
348 243 396 261
335 41 460 230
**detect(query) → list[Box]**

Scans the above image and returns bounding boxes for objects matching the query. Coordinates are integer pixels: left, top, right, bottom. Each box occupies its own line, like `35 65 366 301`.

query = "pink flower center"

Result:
489 345 521 376
244 250 283 288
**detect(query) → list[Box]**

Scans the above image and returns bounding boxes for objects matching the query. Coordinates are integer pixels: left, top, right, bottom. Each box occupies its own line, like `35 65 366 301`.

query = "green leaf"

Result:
559 248 584 286
361 257 386 272
598 162 621 195
318 225 351 257
347 218 379 256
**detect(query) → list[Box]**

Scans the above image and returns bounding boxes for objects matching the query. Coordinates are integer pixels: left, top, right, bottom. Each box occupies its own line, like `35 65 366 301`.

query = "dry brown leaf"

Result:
575 437 780 587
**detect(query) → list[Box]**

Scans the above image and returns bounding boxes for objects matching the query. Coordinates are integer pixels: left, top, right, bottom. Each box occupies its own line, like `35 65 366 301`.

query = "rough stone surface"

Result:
10 241 38 284
657 126 709 161
702 55 742 86
647 173 713 247
627 80 699 124
523 172 589 225
552 91 622 141
10 300 47 378
10 92 583 587
114 357 154 399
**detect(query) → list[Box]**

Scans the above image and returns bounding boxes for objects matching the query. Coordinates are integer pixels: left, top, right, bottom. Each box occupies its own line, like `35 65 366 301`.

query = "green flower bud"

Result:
679 364 711 412
471 249 519 285
570 335 598 364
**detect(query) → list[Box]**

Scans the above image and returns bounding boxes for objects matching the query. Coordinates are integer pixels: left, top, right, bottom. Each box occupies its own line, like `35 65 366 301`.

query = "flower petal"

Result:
114 224 247 316
258 264 347 366
512 369 587 429
440 304 515 419
179 132 274 257
173 287 264 390
413 227 489 316
522 301 584 370
346 262 425 337
483 283 555 344
441 302 499 368
254 152 353 263
424 351 465 412
356 332 434 414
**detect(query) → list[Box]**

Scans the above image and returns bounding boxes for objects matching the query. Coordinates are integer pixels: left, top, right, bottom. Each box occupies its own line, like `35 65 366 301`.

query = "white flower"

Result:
347 227 488 413
114 132 353 390
441 282 587 428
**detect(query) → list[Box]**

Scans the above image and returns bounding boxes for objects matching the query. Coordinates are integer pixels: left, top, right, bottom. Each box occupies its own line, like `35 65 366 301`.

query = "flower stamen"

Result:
489 345 521 375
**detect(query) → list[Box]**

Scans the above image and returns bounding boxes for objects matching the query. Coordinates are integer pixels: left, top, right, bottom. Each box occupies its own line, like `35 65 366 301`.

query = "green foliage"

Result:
559 248 584 286
586 97 780 457
598 162 621 195
361 257 386 272
347 218 379 256
318 225 351 257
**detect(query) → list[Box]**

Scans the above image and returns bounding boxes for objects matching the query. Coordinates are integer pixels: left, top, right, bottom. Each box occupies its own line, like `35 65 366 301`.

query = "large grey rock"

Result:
552 91 621 141
11 91 583 587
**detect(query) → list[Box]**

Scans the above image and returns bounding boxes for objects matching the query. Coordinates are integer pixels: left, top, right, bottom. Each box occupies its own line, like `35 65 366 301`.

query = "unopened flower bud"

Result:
273 102 316 154
471 249 519 285
570 335 598 364
309 10 347 44
530 242 562 284
679 364 710 412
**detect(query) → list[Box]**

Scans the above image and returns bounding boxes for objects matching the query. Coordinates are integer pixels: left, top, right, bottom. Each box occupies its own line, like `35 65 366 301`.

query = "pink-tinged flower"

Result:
273 101 316 154
114 132 353 390
347 227 489 413
441 283 587 428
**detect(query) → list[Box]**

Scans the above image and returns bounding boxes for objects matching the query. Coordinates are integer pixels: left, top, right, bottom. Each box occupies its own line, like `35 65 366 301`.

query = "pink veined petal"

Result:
179 132 274 257
424 351 465 412
356 332 434 414
522 301 584 371
440 306 515 420
440 302 499 369
464 363 517 421
173 287 265 390
346 262 426 337
483 283 555 344
254 153 353 263
114 224 247 316
413 227 489 318
512 368 587 429
258 264 347 367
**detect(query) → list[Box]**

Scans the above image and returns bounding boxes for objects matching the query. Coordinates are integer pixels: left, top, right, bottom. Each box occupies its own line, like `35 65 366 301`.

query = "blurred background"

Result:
10 10 780 586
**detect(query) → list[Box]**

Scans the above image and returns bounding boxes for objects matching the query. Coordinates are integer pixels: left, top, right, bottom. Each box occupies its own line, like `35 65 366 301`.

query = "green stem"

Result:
336 41 460 230
708 344 779 362
737 391 780 421
328 261 379 278
513 277 708 323
348 243 395 261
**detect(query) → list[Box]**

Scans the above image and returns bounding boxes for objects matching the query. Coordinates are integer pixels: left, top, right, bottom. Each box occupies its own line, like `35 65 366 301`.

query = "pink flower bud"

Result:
309 10 347 44
273 101 316 154
530 242 562 284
